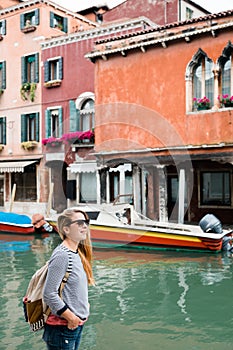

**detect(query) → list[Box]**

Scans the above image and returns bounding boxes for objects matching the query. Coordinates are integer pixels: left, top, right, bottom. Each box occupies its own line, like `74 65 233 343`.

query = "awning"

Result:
69 162 97 173
0 161 37 173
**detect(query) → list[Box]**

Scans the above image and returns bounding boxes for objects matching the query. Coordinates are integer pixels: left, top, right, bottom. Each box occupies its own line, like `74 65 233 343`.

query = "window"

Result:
0 61 6 90
186 7 193 20
219 44 233 97
11 164 37 201
44 57 63 82
50 12 68 32
0 20 6 35
200 171 231 206
0 117 6 144
80 99 95 131
80 173 97 202
21 113 39 142
45 107 63 138
21 53 39 83
20 9 39 29
193 54 214 107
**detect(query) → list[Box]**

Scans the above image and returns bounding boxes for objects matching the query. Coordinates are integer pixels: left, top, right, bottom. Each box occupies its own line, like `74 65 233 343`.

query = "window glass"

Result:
192 56 214 107
201 171 231 206
80 99 95 131
222 57 231 96
80 173 97 202
11 164 37 201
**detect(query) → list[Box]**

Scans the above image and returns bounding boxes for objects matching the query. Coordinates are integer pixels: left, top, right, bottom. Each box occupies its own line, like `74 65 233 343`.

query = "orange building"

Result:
86 9 233 224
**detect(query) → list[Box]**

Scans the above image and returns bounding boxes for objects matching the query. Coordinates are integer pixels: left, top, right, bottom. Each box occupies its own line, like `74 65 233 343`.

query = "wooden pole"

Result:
46 182 54 217
9 183 16 212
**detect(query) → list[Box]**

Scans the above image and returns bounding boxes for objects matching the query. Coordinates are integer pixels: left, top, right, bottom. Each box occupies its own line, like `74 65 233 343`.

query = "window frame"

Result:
45 107 63 138
21 113 40 142
20 9 40 29
0 117 6 145
0 20 6 36
0 61 6 90
198 170 232 208
50 12 68 33
21 53 39 83
44 57 63 83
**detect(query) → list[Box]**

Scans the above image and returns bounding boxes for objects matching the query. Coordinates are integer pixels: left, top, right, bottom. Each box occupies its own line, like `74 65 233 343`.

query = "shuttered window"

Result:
21 53 39 83
50 12 68 33
0 20 6 35
44 57 63 82
20 9 40 29
21 113 40 142
0 61 6 89
0 117 6 144
45 107 63 138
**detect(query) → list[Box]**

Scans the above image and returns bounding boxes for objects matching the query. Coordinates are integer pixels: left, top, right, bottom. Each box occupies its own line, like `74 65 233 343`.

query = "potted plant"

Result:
42 137 63 147
218 94 233 108
20 82 37 102
0 144 4 151
21 141 38 150
193 96 211 111
61 130 95 144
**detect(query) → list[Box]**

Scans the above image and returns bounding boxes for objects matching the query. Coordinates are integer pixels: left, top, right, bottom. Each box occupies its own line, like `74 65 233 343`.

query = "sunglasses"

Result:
68 219 90 227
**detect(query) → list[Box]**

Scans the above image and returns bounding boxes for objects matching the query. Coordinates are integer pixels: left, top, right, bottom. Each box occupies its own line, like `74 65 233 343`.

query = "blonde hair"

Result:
57 208 95 285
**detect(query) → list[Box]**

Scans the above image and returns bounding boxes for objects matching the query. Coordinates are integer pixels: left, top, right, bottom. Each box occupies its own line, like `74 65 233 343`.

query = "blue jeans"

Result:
43 324 84 350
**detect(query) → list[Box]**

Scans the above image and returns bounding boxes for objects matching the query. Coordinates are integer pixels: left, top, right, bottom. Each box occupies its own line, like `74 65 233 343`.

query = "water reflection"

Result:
0 234 232 350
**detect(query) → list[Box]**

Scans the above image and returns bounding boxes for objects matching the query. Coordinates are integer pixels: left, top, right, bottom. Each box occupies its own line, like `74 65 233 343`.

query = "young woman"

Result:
43 208 95 350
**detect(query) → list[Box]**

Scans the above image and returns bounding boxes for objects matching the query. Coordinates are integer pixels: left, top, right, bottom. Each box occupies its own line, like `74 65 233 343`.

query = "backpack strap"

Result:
58 249 73 297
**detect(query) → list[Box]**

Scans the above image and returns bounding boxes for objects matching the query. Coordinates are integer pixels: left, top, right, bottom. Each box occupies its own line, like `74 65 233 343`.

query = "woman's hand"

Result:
61 309 81 330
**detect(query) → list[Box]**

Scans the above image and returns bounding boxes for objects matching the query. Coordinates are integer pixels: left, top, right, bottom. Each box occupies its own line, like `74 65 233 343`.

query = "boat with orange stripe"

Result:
68 203 233 253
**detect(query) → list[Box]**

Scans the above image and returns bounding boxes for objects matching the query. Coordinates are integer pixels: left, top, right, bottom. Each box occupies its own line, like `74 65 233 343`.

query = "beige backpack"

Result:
23 253 72 332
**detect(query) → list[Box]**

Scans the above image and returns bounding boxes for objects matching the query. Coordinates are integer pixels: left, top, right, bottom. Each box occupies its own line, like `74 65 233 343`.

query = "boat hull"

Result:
90 224 223 252
0 222 35 235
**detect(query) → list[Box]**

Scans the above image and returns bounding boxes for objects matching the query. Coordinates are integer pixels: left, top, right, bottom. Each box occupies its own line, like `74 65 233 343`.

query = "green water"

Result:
0 233 233 350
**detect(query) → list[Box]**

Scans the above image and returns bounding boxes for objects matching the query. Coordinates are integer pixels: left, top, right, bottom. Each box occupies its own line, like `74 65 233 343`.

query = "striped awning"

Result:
69 162 97 173
0 161 37 173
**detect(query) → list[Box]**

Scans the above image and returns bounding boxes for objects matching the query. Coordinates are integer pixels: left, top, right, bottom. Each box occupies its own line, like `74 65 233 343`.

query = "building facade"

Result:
85 9 233 225
0 0 96 214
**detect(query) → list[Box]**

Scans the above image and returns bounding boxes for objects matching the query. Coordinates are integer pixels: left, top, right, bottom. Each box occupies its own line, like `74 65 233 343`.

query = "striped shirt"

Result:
43 244 89 320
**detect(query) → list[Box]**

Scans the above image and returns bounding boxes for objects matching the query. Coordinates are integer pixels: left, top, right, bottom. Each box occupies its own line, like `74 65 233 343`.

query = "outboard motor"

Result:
199 214 222 234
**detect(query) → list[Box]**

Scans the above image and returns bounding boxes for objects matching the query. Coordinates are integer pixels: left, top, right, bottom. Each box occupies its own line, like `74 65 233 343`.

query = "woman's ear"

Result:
63 226 70 236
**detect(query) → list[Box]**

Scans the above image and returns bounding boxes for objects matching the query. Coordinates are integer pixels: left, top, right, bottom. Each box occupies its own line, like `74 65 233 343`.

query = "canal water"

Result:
0 233 233 350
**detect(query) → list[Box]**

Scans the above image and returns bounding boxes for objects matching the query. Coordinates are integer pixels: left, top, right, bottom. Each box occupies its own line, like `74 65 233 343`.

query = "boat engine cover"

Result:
199 214 222 234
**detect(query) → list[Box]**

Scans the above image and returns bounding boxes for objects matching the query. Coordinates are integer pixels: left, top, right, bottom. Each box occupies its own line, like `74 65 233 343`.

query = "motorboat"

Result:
0 212 34 235
62 203 233 253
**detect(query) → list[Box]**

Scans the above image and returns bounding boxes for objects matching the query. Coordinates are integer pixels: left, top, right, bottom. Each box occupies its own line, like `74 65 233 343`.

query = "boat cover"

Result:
0 212 31 225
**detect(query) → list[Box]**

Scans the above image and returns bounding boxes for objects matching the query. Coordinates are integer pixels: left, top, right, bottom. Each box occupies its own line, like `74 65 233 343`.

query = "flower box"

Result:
218 94 233 108
21 141 38 150
44 80 62 88
0 35 3 41
0 144 4 151
193 96 211 111
42 137 63 148
21 25 36 33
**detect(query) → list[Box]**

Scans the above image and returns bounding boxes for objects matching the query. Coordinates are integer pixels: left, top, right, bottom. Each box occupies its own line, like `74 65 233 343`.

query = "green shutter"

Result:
63 17 68 33
35 53 39 83
45 109 51 138
2 61 6 89
2 20 6 35
50 12 54 28
58 57 63 80
35 9 40 25
21 114 27 142
21 56 27 83
58 107 63 136
69 100 78 132
35 112 40 141
44 61 49 82
0 117 6 144
20 14 24 29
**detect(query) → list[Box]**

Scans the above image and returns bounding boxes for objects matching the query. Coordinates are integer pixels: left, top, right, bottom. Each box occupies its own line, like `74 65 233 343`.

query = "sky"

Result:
192 0 233 13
